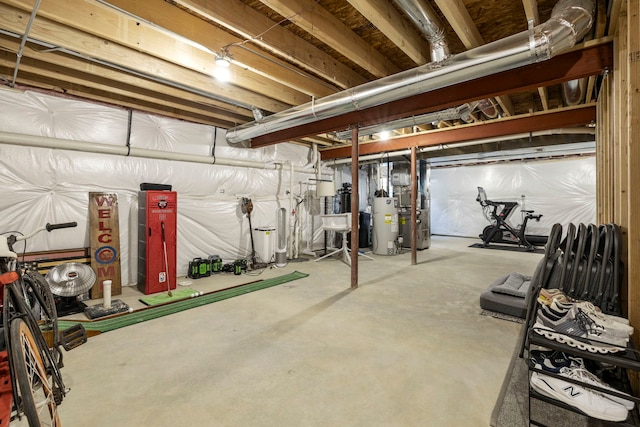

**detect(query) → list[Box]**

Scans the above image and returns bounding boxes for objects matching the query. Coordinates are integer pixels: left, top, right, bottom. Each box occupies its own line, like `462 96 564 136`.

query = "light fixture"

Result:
378 130 390 140
213 46 231 82
215 54 231 68
213 49 232 82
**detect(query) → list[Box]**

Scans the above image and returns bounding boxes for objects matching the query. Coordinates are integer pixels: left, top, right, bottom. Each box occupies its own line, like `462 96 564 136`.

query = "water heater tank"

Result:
372 197 399 256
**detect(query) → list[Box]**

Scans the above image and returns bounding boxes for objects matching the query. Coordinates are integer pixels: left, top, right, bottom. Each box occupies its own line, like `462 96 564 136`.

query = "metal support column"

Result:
410 146 417 265
351 128 359 288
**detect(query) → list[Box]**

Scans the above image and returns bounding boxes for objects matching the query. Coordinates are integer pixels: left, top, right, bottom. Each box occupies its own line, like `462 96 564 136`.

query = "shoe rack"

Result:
519 223 640 426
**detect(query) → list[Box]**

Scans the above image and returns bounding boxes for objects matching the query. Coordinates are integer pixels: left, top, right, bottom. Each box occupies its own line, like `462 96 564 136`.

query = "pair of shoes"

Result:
538 288 630 326
530 370 631 422
530 350 635 411
533 304 627 353
552 300 633 335
544 302 633 339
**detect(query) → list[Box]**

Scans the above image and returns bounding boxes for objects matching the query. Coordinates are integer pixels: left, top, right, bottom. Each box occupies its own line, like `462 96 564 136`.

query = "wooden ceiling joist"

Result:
2 0 310 106
173 0 368 89
249 40 613 148
256 0 401 78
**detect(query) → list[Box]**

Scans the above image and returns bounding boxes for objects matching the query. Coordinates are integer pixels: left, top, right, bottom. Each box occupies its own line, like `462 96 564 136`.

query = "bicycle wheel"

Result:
9 318 61 427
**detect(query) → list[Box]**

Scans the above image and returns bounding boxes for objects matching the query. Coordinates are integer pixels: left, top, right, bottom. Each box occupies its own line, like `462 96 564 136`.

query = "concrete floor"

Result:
57 236 542 427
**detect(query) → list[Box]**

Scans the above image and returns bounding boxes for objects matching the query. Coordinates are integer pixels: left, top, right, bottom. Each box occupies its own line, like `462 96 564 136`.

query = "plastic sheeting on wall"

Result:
0 88 319 286
430 157 596 238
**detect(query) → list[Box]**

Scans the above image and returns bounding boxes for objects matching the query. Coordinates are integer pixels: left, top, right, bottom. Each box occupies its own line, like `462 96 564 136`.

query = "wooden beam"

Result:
625 0 640 352
2 0 310 106
0 53 243 126
433 0 483 48
0 2 290 114
320 105 596 160
347 0 429 65
105 0 338 98
257 0 400 78
521 0 540 25
251 41 613 147
174 0 367 89
435 0 515 116
0 37 252 120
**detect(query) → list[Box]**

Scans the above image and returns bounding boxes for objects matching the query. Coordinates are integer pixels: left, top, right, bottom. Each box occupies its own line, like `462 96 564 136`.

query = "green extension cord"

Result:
58 271 309 334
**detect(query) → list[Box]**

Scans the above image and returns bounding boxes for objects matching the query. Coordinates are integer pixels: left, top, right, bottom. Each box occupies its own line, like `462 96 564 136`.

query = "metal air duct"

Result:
226 0 594 145
393 0 450 62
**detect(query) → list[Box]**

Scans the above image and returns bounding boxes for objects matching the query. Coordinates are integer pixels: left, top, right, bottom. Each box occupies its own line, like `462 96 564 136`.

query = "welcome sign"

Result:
89 192 122 298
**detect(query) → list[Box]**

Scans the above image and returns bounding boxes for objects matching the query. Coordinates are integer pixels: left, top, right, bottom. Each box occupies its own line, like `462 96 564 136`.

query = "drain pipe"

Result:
0 130 313 172
226 0 594 144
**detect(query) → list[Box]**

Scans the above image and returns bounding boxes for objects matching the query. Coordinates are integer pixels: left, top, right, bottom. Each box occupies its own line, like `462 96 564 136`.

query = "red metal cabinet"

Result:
137 190 177 295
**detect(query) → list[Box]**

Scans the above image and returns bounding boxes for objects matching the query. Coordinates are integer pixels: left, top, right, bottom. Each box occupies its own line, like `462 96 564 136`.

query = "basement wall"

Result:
430 157 597 238
0 87 318 286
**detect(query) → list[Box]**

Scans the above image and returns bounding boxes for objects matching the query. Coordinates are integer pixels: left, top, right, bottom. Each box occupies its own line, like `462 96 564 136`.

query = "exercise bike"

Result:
476 186 543 251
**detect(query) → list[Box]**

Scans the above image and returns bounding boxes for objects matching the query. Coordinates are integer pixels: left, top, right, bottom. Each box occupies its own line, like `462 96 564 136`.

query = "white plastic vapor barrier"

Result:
0 89 320 287
0 87 128 145
430 157 596 238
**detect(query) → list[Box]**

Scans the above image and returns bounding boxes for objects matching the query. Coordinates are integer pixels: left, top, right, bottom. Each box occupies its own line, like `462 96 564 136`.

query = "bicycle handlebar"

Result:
46 222 77 232
14 222 78 243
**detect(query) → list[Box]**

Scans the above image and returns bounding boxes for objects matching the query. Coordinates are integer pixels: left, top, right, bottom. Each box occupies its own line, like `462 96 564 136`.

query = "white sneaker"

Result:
534 305 628 353
559 367 635 410
552 300 633 332
538 289 630 326
530 372 629 421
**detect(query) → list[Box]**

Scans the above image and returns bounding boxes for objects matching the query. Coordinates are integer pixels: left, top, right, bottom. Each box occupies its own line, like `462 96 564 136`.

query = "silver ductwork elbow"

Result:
393 0 450 62
531 0 594 61
226 0 595 145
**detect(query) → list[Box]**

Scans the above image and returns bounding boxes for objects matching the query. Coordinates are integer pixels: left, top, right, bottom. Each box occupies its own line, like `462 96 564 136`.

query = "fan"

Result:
45 262 96 316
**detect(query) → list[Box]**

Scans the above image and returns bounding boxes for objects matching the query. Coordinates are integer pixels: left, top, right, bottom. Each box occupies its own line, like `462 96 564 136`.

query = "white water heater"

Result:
372 197 399 255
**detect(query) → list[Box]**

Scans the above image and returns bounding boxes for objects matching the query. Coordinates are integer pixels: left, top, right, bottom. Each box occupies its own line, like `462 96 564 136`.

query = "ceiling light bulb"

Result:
379 130 390 140
215 55 231 68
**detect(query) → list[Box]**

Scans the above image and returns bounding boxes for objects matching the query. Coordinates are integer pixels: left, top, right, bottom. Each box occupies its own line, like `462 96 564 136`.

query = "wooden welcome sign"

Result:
89 192 122 298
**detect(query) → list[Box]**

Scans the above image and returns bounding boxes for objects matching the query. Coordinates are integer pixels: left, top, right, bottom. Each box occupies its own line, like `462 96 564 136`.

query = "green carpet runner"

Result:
58 271 308 334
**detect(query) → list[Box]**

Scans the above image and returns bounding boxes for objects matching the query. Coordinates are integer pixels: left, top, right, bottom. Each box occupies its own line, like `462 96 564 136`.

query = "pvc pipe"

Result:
0 131 313 173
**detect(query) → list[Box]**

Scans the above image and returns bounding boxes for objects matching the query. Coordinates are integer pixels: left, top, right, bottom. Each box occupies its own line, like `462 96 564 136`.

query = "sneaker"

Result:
529 351 634 410
530 372 629 421
552 300 632 331
538 288 577 305
534 305 627 353
563 367 635 410
547 301 633 338
538 289 630 326
529 349 584 373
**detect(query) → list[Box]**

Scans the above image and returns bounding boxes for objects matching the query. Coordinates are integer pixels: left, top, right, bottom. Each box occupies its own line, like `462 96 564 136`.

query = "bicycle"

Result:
0 222 87 426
